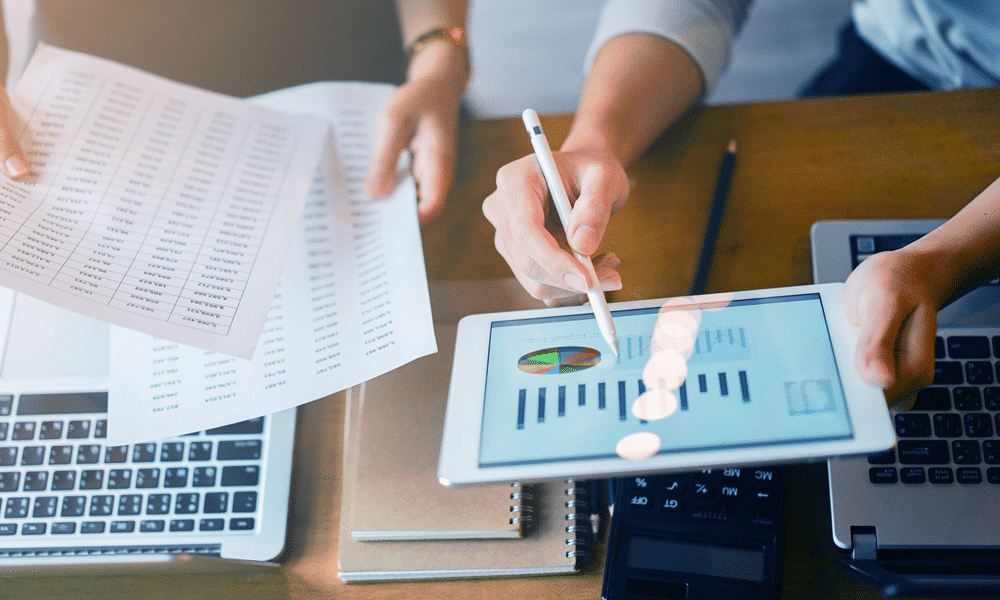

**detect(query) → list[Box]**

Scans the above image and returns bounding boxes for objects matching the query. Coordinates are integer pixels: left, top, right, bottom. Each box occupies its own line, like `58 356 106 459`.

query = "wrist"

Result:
406 26 471 87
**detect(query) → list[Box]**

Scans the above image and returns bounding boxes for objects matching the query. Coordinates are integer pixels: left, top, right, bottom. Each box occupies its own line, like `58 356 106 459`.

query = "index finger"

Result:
0 90 28 179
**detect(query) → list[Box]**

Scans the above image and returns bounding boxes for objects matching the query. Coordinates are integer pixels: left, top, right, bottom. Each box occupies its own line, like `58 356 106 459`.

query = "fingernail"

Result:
5 156 27 178
564 272 588 293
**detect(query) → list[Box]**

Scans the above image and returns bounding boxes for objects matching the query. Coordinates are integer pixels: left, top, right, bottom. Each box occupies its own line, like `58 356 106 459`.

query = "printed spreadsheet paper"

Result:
1 44 326 359
107 82 437 444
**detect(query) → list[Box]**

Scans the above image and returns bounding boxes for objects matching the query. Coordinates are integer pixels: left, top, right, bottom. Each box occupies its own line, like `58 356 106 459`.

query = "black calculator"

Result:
601 466 787 600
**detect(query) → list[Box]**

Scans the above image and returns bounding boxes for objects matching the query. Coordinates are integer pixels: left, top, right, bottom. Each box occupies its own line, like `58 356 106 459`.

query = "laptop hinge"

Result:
850 526 878 560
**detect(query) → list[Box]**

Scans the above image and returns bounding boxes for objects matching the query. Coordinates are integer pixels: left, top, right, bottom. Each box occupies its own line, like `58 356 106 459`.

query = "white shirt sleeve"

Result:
585 0 754 96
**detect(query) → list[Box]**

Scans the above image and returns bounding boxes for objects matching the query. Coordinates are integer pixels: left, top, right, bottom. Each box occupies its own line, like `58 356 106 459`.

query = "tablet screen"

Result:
480 293 853 467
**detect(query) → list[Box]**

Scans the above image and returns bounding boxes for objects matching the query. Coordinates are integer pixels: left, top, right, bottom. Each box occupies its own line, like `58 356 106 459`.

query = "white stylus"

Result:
522 108 619 357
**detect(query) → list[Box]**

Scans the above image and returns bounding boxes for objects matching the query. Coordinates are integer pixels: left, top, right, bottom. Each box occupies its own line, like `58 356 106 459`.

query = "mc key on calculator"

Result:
601 466 787 600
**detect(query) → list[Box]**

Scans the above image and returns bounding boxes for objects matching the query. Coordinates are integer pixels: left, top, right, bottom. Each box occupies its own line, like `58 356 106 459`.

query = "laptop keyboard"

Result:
0 390 267 543
868 329 1000 486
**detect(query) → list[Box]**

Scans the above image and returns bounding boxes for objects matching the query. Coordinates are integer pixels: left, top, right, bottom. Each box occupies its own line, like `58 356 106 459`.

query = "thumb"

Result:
566 162 625 257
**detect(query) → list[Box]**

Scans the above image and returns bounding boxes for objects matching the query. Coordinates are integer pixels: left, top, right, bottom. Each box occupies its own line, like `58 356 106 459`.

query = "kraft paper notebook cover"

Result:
339 383 588 582
346 323 529 541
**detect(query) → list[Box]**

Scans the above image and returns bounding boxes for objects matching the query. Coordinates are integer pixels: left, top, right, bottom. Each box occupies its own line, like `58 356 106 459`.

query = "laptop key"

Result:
957 467 983 484
221 465 260 486
21 523 45 535
51 470 76 490
933 413 962 437
140 520 165 533
12 422 35 441
948 336 991 359
23 471 47 491
869 468 897 484
217 440 262 460
60 496 85 517
66 420 90 439
965 413 993 437
51 522 75 534
39 421 63 439
895 413 931 437
900 467 926 484
913 387 951 411
21 446 44 466
934 361 964 385
928 467 954 484
207 418 264 435
199 518 224 531
0 447 15 466
898 440 950 464
111 520 135 533
0 523 14 535
953 387 983 411
80 521 105 534
0 472 19 491
32 496 57 518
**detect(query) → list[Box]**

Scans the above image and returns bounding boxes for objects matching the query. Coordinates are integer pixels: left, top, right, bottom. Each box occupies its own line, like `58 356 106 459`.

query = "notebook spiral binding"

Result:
563 479 592 561
509 481 537 531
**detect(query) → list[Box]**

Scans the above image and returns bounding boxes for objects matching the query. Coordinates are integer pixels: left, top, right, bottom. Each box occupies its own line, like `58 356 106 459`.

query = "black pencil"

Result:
689 138 737 296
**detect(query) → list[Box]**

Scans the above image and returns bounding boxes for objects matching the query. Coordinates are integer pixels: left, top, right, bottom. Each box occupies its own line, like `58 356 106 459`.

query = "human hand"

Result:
842 249 940 407
0 88 29 179
482 147 629 306
364 44 465 225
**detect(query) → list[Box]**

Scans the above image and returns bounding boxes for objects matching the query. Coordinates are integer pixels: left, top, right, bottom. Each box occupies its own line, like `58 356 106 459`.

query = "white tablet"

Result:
438 283 896 486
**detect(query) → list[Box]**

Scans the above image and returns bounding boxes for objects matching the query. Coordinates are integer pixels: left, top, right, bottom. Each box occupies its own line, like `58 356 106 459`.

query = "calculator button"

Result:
626 493 654 509
658 497 683 512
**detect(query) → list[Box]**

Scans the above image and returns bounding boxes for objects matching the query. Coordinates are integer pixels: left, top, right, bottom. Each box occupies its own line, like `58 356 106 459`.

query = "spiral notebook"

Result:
337 317 589 581
346 324 530 540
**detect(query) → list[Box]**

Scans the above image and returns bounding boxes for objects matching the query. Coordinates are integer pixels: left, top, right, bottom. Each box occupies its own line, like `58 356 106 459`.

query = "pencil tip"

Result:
727 138 737 153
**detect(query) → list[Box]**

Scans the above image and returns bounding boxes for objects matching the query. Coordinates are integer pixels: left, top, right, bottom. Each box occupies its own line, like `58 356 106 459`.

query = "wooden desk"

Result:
9 88 999 599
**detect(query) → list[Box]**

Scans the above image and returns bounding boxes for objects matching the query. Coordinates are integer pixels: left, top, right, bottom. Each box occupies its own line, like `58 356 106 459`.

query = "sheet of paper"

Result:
0 44 326 359
107 82 437 444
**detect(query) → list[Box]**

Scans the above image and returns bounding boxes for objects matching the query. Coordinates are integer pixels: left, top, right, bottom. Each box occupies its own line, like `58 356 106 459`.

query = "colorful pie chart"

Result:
517 346 601 374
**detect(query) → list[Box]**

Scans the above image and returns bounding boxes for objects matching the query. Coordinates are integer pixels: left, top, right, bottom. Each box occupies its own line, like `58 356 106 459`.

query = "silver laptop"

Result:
811 219 1000 596
0 288 296 573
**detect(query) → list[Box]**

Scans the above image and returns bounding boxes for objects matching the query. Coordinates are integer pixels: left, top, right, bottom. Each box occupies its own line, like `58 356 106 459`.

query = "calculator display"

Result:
627 537 765 582
479 293 853 467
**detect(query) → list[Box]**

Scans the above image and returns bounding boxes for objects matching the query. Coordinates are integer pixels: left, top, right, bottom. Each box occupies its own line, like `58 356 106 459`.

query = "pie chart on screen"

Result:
517 346 601 374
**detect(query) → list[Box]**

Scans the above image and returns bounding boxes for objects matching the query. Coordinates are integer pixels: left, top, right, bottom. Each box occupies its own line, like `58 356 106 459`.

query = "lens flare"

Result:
615 431 661 461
